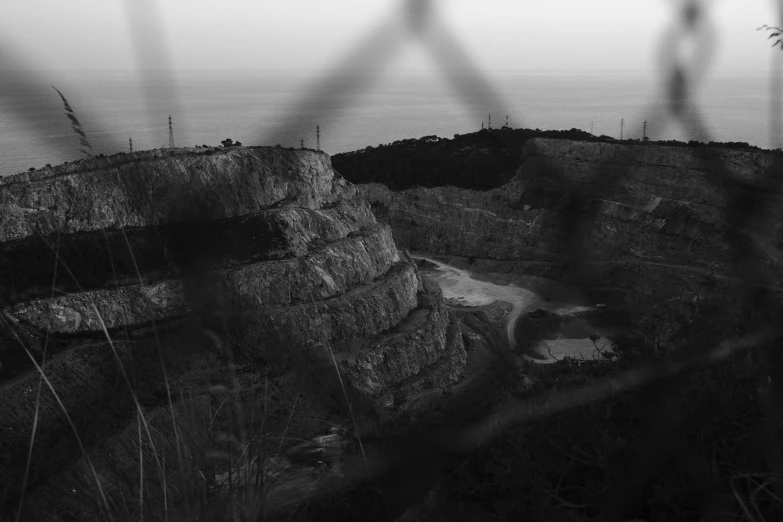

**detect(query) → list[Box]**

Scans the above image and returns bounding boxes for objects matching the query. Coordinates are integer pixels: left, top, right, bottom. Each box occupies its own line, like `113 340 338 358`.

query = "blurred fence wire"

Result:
2 0 783 519
264 0 516 147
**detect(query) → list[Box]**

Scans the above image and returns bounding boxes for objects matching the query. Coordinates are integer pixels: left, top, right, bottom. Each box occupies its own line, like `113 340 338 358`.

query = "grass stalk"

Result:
51 86 94 158
91 304 168 517
261 392 300 520
138 409 144 522
102 229 132 342
3 324 113 522
325 341 366 461
32 226 175 518
275 393 300 460
259 375 268 491
16 231 61 522
308 294 366 461
119 226 186 522
120 228 185 487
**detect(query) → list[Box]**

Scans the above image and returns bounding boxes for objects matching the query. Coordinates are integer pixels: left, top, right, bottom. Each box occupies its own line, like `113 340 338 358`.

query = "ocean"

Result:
0 69 776 177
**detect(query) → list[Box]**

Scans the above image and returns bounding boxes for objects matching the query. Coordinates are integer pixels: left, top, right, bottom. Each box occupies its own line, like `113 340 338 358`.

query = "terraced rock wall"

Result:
359 137 783 359
360 138 783 278
0 147 465 519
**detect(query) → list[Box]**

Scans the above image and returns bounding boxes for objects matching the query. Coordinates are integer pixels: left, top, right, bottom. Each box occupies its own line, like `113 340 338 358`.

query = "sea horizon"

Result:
1 69 778 176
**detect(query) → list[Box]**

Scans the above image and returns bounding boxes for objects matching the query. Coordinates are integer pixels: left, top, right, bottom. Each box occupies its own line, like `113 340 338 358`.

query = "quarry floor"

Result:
414 254 616 365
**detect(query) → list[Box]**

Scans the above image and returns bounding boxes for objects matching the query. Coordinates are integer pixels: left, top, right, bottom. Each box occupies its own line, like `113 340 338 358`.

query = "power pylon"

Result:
316 124 320 151
643 120 648 140
506 114 509 127
300 138 305 149
488 113 492 130
168 115 174 148
129 137 133 153
620 118 625 140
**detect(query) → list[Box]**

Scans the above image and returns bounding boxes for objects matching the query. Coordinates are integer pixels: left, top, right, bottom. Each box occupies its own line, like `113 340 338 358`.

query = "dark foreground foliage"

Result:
293 304 783 522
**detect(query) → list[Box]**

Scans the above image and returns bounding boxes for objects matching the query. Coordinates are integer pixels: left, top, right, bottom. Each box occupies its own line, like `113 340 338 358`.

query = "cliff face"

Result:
360 138 783 277
359 138 783 365
0 147 465 518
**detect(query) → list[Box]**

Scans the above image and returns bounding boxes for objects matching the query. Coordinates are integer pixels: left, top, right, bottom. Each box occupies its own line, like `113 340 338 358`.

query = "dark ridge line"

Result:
334 131 783 193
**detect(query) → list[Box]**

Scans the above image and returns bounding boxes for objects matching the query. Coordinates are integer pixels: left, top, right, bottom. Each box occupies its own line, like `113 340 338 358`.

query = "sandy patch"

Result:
416 256 614 364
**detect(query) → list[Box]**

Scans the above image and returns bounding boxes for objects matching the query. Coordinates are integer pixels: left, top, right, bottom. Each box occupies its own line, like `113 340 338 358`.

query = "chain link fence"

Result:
2 0 783 520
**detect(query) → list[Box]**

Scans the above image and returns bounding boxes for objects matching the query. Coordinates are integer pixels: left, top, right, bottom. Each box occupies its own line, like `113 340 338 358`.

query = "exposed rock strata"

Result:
0 147 465 518
359 138 783 364
0 147 346 242
338 278 466 401
9 224 403 334
0 199 379 305
360 138 783 282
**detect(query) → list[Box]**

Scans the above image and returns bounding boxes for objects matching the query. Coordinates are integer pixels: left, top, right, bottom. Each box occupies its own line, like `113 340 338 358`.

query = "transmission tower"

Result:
488 113 492 130
168 115 174 148
620 118 625 140
506 114 509 128
300 138 304 149
316 124 320 151
129 137 133 153
643 120 648 140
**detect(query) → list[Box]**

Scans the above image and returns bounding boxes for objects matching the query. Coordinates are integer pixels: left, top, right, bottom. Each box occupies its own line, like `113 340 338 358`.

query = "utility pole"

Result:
316 124 320 151
300 138 304 149
643 120 648 140
620 118 624 140
168 115 174 148
481 121 484 130
488 113 492 130
129 137 133 153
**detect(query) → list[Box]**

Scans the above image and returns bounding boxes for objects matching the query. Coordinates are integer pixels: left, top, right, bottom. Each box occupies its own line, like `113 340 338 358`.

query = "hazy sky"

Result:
0 1 780 77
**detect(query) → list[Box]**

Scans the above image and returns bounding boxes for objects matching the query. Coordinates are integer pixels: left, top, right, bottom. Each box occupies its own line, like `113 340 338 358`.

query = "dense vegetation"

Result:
332 127 776 192
332 127 593 191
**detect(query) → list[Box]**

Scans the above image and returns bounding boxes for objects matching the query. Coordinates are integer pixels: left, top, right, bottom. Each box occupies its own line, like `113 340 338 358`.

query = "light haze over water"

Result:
0 70 774 177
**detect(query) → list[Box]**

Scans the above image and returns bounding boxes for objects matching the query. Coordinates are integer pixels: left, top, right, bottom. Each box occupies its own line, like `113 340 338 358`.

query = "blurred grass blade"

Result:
52 86 94 157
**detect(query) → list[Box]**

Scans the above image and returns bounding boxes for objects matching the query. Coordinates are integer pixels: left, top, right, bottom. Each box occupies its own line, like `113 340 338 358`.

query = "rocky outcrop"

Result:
360 138 783 281
0 147 345 242
0 146 465 519
338 278 466 404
